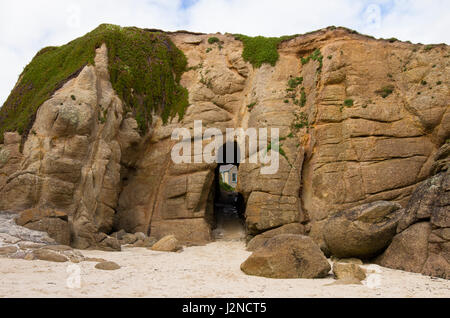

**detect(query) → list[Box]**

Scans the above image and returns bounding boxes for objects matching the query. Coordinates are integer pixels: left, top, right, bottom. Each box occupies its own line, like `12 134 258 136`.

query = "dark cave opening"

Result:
212 141 246 241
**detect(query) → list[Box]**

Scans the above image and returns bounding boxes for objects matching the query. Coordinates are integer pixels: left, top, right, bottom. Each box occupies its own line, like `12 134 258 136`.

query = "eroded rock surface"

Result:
376 144 450 279
0 27 448 272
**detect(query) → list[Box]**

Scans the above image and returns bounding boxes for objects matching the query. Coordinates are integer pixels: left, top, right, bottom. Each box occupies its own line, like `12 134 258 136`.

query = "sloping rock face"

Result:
0 27 448 258
0 44 138 250
376 144 450 279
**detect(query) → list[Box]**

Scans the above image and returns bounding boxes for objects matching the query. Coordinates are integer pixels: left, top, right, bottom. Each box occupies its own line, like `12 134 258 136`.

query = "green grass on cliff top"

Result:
0 24 189 142
233 34 298 68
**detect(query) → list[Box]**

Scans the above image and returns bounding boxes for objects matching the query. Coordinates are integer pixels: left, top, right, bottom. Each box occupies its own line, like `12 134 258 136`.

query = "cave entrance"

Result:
212 141 246 241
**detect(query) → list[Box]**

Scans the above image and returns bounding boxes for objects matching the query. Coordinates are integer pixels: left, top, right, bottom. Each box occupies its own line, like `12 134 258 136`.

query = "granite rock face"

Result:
376 144 450 279
0 26 448 266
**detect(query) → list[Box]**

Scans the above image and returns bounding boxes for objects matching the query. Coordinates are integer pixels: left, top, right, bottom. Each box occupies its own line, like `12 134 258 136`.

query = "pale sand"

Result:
0 241 449 298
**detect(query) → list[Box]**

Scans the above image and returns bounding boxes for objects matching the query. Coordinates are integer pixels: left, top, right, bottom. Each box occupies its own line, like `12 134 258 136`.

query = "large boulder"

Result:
15 209 71 246
247 223 305 251
376 145 450 279
376 222 431 273
324 201 403 259
241 234 331 279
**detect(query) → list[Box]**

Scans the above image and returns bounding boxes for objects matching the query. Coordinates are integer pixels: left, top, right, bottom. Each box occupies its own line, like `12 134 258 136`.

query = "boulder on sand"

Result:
95 261 121 271
247 223 305 252
333 263 367 282
151 235 182 252
241 234 331 279
324 201 403 259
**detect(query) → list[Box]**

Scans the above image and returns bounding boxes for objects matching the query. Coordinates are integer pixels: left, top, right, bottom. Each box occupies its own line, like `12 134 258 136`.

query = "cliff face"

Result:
0 26 448 264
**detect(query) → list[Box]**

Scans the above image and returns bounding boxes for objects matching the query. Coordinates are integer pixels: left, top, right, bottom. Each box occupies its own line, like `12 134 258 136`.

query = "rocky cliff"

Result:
0 25 448 276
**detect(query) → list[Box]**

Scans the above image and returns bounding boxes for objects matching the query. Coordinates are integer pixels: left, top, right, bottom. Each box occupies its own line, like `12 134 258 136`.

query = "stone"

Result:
324 201 403 259
241 234 331 279
0 28 448 260
63 250 85 263
0 246 18 255
150 219 212 246
330 257 363 265
333 263 367 282
120 233 138 245
376 143 450 279
15 209 68 226
132 237 158 248
16 209 70 246
32 249 69 263
18 242 46 250
0 233 21 244
95 261 121 271
151 235 182 252
111 230 127 241
42 245 73 252
376 222 431 274
135 232 147 241
0 212 56 244
308 220 331 257
24 253 35 261
247 223 305 251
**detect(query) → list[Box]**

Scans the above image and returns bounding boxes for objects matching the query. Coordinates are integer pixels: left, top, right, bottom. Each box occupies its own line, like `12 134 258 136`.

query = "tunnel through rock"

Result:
212 142 246 241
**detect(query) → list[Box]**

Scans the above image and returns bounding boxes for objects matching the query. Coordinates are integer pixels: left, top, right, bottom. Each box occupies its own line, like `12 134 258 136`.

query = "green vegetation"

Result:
424 45 433 51
288 77 303 89
300 88 307 107
267 140 290 166
0 24 189 142
437 81 442 85
285 76 307 107
344 99 354 107
233 34 297 68
247 102 257 110
421 80 428 86
208 37 220 44
375 85 395 98
301 49 324 73
220 179 235 192
206 48 212 53
387 38 398 43
293 112 309 130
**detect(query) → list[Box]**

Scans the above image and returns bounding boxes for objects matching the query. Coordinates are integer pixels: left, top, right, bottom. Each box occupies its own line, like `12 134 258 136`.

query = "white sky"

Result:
0 0 449 106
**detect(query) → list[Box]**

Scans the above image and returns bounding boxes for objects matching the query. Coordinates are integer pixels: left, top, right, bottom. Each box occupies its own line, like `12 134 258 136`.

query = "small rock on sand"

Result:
151 235 182 252
32 249 69 263
95 261 121 271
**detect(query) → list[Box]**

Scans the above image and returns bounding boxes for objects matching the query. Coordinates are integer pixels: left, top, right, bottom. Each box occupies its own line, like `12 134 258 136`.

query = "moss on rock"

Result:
0 24 189 142
233 34 298 68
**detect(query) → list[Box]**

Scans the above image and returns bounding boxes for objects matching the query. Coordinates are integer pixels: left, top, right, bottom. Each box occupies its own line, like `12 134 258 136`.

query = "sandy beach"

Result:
0 241 448 298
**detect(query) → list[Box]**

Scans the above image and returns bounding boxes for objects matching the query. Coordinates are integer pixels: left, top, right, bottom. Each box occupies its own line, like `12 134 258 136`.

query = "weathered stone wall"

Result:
0 44 140 250
0 27 448 250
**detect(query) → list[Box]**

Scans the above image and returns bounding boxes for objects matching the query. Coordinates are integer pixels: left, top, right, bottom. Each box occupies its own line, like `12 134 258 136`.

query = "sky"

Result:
0 0 449 106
